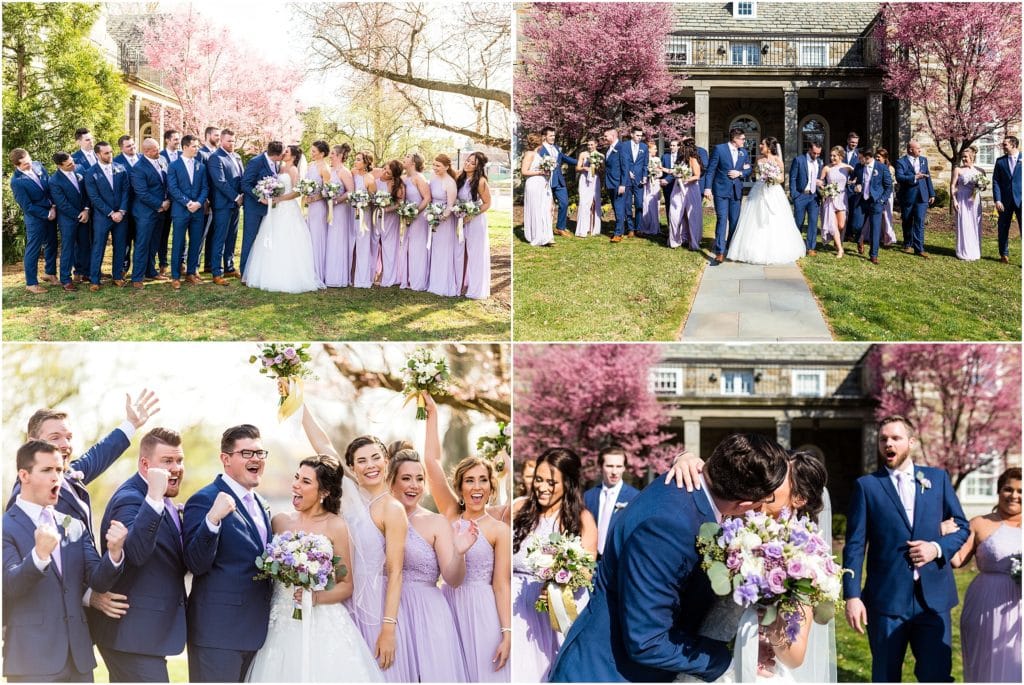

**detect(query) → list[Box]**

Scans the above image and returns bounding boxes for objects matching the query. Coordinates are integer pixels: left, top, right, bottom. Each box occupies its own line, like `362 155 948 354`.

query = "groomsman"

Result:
166 134 209 290
538 126 577 237
240 141 284 276
894 139 935 257
583 446 640 558
207 128 244 283
199 126 221 273
843 132 863 239
49 152 91 291
130 139 171 287
183 424 272 682
602 127 628 242
2 440 127 683
660 139 680 207
622 126 649 237
992 135 1022 263
71 127 99 173
84 141 130 290
704 127 753 262
8 148 59 293
158 130 182 275
70 129 98 281
93 428 187 682
852 148 893 264
789 142 824 254
114 135 142 278
843 415 969 682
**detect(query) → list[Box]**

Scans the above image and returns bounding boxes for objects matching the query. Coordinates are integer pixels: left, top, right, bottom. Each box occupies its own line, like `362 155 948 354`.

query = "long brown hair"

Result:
457 152 488 202
512 447 586 553
386 159 404 203
434 154 458 181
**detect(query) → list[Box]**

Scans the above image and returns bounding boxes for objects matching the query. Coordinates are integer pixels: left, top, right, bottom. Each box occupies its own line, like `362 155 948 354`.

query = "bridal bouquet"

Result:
253 176 285 206
249 343 315 421
1011 553 1021 584
295 178 320 198
973 173 991 194
588 151 605 171
348 189 372 234
401 347 451 419
525 532 596 632
398 201 420 227
538 156 557 175
372 189 394 209
758 160 783 186
322 181 343 222
673 162 693 181
254 531 346 620
454 199 483 218
648 157 663 181
697 509 847 645
821 182 841 200
476 421 509 475
425 202 446 232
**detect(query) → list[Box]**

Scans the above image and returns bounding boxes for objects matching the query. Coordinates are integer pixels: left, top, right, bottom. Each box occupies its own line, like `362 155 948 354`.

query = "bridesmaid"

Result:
377 159 404 287
951 146 984 261
639 159 662 236
398 153 431 291
511 447 597 682
325 143 355 287
818 146 853 258
574 137 602 237
387 448 475 682
457 151 492 299
952 467 1022 682
874 148 897 248
421 395 512 681
301 405 408 677
665 138 704 250
522 132 554 247
305 141 331 285
351 150 379 288
426 154 461 297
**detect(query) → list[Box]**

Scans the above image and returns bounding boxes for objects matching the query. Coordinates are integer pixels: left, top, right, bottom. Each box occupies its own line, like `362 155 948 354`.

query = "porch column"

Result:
867 90 884 150
132 95 141 140
775 416 792 450
784 87 800 160
684 419 702 458
861 421 878 474
694 88 710 151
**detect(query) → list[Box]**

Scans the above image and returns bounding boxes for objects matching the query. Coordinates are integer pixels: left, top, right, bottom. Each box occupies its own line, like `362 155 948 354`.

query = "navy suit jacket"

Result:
550 478 731 682
84 163 130 218
159 149 181 167
241 154 279 222
992 153 1022 209
166 157 209 213
661 152 679 195
92 473 187 657
583 482 640 526
895 155 936 206
621 141 650 188
130 157 169 215
602 141 626 190
2 504 121 677
183 475 272 651
112 154 141 206
852 162 893 208
10 163 55 222
842 466 968 619
537 145 577 190
207 148 244 210
50 169 90 219
705 143 752 200
788 153 823 201
71 149 99 175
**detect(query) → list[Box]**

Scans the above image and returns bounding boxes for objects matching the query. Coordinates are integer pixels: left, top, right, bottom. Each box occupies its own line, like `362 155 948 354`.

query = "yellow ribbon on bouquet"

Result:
277 376 304 422
545 582 581 633
402 389 429 420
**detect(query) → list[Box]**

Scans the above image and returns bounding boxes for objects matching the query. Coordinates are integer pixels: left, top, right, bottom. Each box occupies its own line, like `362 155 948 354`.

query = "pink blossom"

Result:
766 566 788 595
555 569 572 584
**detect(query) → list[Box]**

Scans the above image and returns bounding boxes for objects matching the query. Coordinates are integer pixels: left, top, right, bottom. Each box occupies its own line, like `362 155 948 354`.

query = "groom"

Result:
240 141 284 278
183 424 272 682
704 128 752 263
537 126 577 238
549 433 790 682
842 415 969 683
789 142 824 254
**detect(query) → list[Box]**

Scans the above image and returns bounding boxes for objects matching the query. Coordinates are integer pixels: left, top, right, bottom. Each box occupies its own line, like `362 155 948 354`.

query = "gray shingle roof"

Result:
672 2 880 35
660 343 873 363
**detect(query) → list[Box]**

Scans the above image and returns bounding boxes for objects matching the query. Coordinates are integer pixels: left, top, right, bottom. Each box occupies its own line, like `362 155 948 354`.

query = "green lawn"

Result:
2 212 510 341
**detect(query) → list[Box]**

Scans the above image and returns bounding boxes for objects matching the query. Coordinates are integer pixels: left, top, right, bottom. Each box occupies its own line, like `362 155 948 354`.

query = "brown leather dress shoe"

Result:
212 276 229 286
626 231 635 238
857 243 865 255
89 284 100 292
918 252 930 259
26 284 47 294
870 257 879 264
904 246 915 254
225 270 241 279
610 235 622 243
113 279 127 288
63 282 78 292
807 250 817 256
172 279 181 290
715 253 725 263
1001 255 1010 264
40 274 59 284
185 274 202 285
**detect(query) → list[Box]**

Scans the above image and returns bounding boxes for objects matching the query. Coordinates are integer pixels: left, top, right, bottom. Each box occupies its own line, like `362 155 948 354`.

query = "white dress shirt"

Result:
806 157 817 193
596 480 624 555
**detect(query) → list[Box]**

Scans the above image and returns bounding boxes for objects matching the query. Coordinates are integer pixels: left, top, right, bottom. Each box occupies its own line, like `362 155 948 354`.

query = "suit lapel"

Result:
693 487 715 524
875 470 912 530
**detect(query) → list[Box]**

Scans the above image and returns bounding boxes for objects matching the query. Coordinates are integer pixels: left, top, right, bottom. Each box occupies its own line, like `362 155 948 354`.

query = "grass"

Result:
2 211 511 342
512 207 710 340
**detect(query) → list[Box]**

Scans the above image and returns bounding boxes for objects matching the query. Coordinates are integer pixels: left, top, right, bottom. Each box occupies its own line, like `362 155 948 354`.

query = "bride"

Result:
244 145 326 293
727 137 807 265
246 454 383 682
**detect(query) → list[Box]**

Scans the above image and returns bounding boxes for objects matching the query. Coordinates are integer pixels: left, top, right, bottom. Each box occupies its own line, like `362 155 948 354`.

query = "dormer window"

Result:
734 1 757 18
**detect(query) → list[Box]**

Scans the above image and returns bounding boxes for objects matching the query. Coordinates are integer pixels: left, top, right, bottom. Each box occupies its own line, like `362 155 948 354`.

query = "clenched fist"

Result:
106 520 128 563
34 523 61 561
208 491 236 525
146 467 170 499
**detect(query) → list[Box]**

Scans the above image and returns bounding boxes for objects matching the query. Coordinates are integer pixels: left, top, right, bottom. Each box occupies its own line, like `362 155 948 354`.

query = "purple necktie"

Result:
863 167 871 200
244 493 267 542
67 171 79 191
39 508 63 574
26 170 42 189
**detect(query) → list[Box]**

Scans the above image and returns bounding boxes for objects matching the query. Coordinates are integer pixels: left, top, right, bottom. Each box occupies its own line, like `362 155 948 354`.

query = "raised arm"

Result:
301 405 341 461
422 394 460 520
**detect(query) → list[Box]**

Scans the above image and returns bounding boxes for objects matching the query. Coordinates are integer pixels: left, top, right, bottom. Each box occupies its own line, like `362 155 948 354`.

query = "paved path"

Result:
680 261 833 341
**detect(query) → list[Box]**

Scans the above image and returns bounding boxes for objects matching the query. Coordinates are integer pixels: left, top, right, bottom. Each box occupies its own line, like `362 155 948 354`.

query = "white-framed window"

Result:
731 42 761 66
650 368 684 396
959 457 1001 503
722 369 754 396
666 36 691 65
975 128 1002 167
729 115 761 160
799 43 829 67
733 1 757 18
799 115 829 153
791 370 827 397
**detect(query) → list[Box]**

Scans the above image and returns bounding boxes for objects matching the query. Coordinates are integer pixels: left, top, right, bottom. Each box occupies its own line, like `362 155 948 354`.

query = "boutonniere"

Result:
614 502 628 511
60 515 85 542
61 514 72 531
915 471 932 494
66 470 85 483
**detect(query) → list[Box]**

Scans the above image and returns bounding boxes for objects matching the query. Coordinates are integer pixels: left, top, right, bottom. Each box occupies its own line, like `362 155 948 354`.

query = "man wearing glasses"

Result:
183 424 273 682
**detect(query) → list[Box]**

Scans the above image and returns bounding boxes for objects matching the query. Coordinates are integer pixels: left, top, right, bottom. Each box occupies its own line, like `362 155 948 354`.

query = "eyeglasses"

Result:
228 449 270 460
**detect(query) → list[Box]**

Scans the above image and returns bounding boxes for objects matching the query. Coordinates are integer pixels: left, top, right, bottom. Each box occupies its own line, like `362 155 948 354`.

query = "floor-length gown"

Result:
954 167 983 261
820 167 850 243
726 172 807 264
511 514 561 682
669 171 703 249
427 177 461 297
458 182 490 299
960 523 1022 683
352 174 375 288
377 184 402 287
399 177 430 291
306 164 329 284
880 165 897 245
394 525 469 682
640 178 662 235
575 160 601 237
523 154 553 246
324 170 353 287
443 518 510 682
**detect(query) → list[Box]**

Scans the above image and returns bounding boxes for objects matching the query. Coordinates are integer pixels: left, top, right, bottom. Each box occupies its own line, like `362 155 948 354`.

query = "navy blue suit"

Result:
660 152 678 207
72 149 99 175
49 169 91 284
621 140 650 233
584 481 640 556
549 478 731 682
789 153 824 250
156 149 182 269
166 156 209 280
130 158 169 282
184 475 272 682
67 154 96 277
84 163 131 283
602 141 629 236
992 152 1022 257
537 144 577 231
207 148 244 276
198 145 218 270
2 504 122 681
10 163 58 286
852 162 894 259
705 142 752 256
842 466 968 682
240 154 279 275
842 147 863 238
93 474 187 682
113 154 142 274
894 154 935 253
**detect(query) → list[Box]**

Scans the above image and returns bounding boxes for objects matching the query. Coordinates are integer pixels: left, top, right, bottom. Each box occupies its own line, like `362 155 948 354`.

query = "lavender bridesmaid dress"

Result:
306 163 329 285
820 166 849 241
399 176 430 291
954 167 983 260
668 167 702 249
394 525 469 682
880 165 897 245
324 170 353 287
639 178 661 235
458 181 490 299
443 520 510 682
960 523 1022 682
352 174 375 288
427 177 461 297
575 160 601 237
511 515 560 682
377 182 402 287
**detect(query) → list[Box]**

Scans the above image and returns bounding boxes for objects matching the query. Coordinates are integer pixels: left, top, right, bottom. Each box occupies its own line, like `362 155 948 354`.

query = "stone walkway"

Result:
679 261 833 341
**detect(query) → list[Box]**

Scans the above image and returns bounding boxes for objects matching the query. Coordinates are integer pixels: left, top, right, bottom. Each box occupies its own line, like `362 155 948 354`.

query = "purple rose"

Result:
766 566 787 595
734 581 759 605
274 354 284 364
786 558 810 579
762 541 784 559
726 550 742 570
555 569 572 584
284 347 297 359
263 357 275 367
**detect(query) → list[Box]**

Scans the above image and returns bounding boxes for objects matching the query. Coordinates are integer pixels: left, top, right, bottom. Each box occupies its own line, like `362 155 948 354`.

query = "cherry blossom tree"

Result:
514 344 680 482
516 2 692 149
877 2 1021 180
867 344 1021 489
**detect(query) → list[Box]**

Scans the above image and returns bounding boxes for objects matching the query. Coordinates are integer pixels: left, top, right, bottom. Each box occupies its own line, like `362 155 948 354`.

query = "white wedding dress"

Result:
246 539 383 683
244 172 326 293
726 171 807 265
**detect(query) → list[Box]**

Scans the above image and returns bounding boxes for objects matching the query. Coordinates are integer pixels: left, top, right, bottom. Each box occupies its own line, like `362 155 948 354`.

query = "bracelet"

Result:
382 616 398 625
500 627 512 634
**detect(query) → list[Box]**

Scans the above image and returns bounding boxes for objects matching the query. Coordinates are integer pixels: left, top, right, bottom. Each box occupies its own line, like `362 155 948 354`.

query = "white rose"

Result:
737 531 762 552
295 552 308 565
306 561 320 576
739 555 764 578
